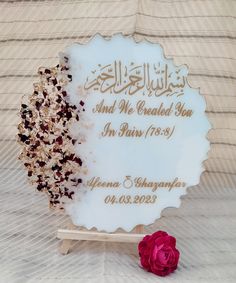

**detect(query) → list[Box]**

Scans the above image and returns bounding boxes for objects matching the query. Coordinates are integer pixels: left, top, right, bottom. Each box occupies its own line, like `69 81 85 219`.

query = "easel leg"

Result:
59 239 74 255
58 220 77 255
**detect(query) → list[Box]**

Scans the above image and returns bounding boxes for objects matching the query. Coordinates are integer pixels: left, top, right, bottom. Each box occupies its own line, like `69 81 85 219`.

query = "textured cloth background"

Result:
0 0 235 282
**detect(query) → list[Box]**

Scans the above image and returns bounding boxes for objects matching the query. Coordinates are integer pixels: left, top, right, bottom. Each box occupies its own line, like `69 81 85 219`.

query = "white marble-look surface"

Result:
64 35 211 232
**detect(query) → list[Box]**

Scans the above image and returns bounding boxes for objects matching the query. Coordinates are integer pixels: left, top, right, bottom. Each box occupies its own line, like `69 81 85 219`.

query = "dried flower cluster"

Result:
18 59 84 210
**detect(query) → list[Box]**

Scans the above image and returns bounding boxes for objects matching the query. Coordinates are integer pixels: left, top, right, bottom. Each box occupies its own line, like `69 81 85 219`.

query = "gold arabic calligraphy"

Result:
84 61 186 97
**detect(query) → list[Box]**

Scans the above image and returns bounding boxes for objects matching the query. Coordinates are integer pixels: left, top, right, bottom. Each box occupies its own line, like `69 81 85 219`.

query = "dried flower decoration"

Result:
17 57 84 210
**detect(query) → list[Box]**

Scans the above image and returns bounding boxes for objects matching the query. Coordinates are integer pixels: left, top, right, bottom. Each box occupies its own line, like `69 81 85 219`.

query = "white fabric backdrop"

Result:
0 0 235 282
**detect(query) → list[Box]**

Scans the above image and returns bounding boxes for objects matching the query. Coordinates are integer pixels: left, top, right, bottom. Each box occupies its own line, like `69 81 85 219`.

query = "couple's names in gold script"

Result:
87 176 186 192
87 177 185 205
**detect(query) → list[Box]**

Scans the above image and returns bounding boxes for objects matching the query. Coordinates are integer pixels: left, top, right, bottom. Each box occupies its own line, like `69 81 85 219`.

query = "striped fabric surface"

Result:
0 0 235 282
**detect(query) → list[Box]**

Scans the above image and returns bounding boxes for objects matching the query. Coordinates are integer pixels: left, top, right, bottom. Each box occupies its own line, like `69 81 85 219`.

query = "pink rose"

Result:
138 231 180 276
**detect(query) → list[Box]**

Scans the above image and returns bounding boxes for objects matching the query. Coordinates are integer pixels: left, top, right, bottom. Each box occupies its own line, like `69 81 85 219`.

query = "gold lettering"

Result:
136 100 173 116
134 177 185 192
87 177 120 190
175 102 193 117
118 99 134 114
84 61 185 97
118 122 144 137
101 122 117 137
92 99 116 114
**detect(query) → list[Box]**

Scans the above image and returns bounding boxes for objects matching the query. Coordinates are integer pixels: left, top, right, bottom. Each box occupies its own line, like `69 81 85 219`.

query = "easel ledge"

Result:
57 225 146 255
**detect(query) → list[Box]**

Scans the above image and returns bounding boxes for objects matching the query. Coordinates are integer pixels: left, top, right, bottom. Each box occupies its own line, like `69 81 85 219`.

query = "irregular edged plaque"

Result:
18 34 210 232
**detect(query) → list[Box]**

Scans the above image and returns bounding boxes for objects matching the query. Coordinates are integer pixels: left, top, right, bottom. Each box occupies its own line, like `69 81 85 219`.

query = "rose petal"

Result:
138 230 180 277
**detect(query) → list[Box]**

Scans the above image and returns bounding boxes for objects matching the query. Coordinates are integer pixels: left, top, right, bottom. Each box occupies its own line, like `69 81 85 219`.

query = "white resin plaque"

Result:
64 34 211 232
